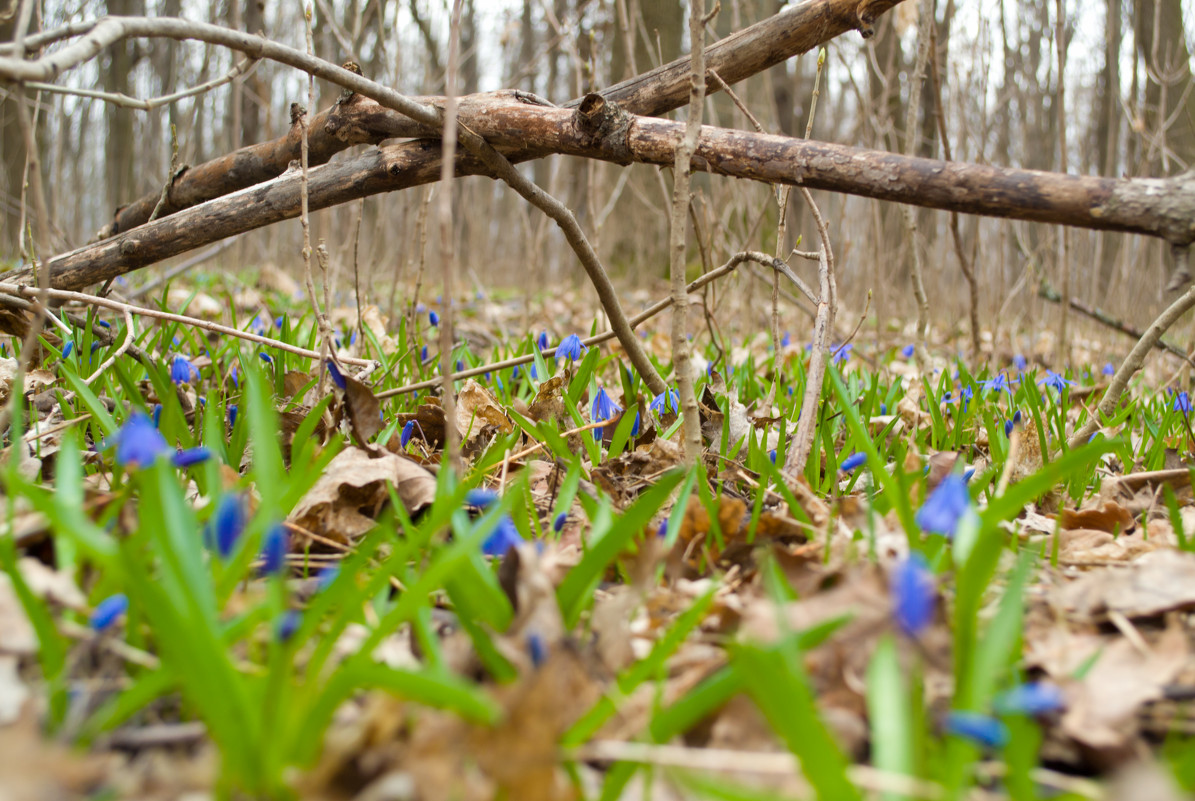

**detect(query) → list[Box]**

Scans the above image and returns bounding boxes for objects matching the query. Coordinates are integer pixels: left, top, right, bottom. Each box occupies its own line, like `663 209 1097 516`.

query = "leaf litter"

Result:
2 277 1195 800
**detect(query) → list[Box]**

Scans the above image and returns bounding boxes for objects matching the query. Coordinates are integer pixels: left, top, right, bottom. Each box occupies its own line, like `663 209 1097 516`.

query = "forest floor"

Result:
2 264 1195 801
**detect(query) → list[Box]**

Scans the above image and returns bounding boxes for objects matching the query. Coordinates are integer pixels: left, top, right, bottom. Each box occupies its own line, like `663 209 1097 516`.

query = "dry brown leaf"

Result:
1060 548 1195 619
456 379 513 442
1060 621 1188 757
343 373 383 445
1059 501 1135 534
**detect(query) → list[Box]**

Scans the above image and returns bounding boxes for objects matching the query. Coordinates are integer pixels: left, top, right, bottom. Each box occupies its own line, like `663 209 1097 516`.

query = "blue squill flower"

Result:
832 343 853 365
915 474 971 537
400 420 416 448
326 360 347 390
1013 354 1027 371
538 331 549 351
171 447 211 468
1004 419 1014 437
980 373 1011 394
526 632 548 667
768 449 777 464
483 514 523 557
97 320 111 329
151 404 162 428
555 334 587 361
892 553 935 635
90 593 129 632
945 712 1008 748
227 405 239 428
553 512 567 532
210 493 246 559
630 411 640 436
260 524 289 576
466 489 499 508
274 315 285 329
429 311 440 326
591 387 622 439
650 388 680 416
420 346 428 361
959 385 974 410
780 332 791 348
276 609 301 642
900 344 915 359
170 355 199 385
1175 391 1192 414
994 682 1065 716
1038 370 1073 395
259 352 274 365
1102 362 1115 376
113 414 169 469
840 452 866 472
315 565 340 592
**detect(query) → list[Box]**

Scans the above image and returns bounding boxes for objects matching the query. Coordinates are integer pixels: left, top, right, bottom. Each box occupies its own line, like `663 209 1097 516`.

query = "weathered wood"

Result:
92 0 901 236
29 95 1195 293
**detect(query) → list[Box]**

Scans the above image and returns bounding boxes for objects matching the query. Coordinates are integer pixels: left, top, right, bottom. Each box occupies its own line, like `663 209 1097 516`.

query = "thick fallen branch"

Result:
23 0 901 237
18 94 1195 294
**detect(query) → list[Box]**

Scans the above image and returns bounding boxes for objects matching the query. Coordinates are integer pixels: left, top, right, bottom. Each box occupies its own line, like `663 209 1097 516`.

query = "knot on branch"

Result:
575 94 634 166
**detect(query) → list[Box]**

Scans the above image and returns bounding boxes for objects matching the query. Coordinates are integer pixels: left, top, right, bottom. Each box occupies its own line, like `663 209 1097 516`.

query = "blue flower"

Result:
315 565 340 592
768 449 777 464
420 346 428 361
170 355 198 384
880 403 887 414
260 524 289 576
892 553 935 635
915 474 971 537
210 493 246 559
171 447 211 468
113 414 170 469
630 411 640 437
780 332 791 347
553 512 568 532
152 404 162 428
980 373 1011 394
274 315 285 329
327 360 347 390
529 364 539 379
1013 354 1027 371
526 632 548 667
538 331 550 351
429 311 440 326
1102 362 1115 376
900 344 915 359
466 489 500 508
90 593 129 632
994 682 1065 716
259 352 274 365
1013 409 1022 424
1175 392 1192 414
251 315 269 336
959 385 974 410
1037 370 1073 394
97 320 111 329
650 389 680 416
482 514 523 557
944 712 1009 748
840 452 866 472
61 340 75 358
591 388 622 439
400 420 416 448
276 609 301 642
1004 419 1014 437
832 343 853 364
555 334 587 361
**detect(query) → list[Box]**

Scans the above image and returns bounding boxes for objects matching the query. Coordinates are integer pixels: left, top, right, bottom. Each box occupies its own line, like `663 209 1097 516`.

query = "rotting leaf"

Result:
1060 548 1195 620
343 372 383 446
527 375 565 424
1058 500 1135 534
456 379 513 443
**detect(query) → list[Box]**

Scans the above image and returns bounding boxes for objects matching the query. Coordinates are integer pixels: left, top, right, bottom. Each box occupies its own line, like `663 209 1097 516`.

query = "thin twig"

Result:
83 306 134 385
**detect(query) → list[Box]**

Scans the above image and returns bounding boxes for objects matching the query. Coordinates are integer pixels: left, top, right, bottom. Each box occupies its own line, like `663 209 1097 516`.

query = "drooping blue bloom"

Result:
650 388 680 416
880 403 887 414
1013 354 1028 371
60 340 75 359
1102 362 1115 376
1013 409 1022 424
529 363 539 380
90 342 102 354
832 343 853 364
900 344 915 359
260 524 289 576
555 334 587 361
228 405 238 428
963 467 975 482
90 593 129 632
768 449 777 464
591 388 622 439
656 519 668 538
466 489 500 508
526 632 548 667
211 493 246 559
1175 391 1192 414
980 373 1011 394
538 331 550 351
482 514 523 557
259 352 274 365
326 360 347 390
945 712 1009 748
151 404 162 428
400 420 416 448
420 346 428 361
349 329 358 346
892 553 935 635
915 474 971 537
113 414 170 469
276 609 302 642
1038 370 1073 395
994 682 1065 716
840 452 866 472
959 385 974 411
553 512 568 533
171 447 211 468
429 310 440 326
630 411 640 437
97 320 111 329
1004 419 1014 437
315 565 340 592
274 315 285 329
